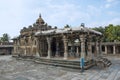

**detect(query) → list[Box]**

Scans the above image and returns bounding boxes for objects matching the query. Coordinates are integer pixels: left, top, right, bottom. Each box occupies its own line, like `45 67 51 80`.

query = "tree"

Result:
92 26 105 34
105 24 120 42
92 24 120 42
92 26 106 42
114 25 120 41
0 37 2 42
0 33 10 42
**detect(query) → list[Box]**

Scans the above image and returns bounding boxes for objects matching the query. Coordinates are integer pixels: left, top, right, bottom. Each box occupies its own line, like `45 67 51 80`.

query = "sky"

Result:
0 0 120 38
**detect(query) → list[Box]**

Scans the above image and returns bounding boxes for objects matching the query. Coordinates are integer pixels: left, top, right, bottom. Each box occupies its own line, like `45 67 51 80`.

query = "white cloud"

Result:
0 0 120 37
105 4 111 8
88 18 120 27
108 18 120 25
106 0 115 2
105 0 120 8
107 11 120 17
0 0 24 37
87 21 107 28
30 2 91 27
87 5 102 16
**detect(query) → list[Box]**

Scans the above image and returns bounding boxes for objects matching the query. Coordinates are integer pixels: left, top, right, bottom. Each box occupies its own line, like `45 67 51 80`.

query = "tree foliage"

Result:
0 33 10 42
92 24 120 42
105 24 120 41
92 26 106 42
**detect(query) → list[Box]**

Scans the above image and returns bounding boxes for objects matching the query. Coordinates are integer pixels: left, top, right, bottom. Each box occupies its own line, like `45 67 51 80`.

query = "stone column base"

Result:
35 52 40 58
47 56 51 59
63 57 68 60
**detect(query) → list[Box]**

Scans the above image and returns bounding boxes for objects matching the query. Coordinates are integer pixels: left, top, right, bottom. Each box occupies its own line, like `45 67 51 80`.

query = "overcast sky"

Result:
0 0 120 38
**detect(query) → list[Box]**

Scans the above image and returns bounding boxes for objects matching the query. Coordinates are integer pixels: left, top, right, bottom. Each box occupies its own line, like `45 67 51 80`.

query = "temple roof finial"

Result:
36 13 45 24
39 13 41 18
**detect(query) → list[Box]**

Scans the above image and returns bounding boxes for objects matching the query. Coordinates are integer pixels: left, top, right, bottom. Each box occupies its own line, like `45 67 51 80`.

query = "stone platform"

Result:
0 55 120 80
13 55 95 69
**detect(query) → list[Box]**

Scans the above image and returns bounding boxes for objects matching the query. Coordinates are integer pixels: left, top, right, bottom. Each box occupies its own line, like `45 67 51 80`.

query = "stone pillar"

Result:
97 38 101 57
24 37 27 56
39 39 42 57
17 39 20 55
80 35 86 59
24 48 27 55
76 46 79 57
24 42 27 56
87 36 92 60
47 37 52 59
63 35 68 60
113 45 116 55
55 41 59 57
105 45 107 54
95 39 99 57
13 47 16 54
99 39 102 56
13 40 16 55
36 38 40 57
70 40 74 57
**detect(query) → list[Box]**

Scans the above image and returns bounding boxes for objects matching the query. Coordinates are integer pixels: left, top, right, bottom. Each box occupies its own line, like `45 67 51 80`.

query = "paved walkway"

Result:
0 55 120 80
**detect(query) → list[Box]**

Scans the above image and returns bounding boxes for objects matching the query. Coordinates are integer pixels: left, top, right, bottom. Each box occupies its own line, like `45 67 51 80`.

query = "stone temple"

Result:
12 14 111 69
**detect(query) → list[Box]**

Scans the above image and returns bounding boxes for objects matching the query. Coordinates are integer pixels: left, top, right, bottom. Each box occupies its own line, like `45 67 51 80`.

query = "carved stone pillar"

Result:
24 42 27 55
95 39 99 57
14 47 16 55
17 39 20 55
14 40 17 55
105 45 107 54
76 46 79 57
99 39 102 56
63 35 68 60
70 40 74 57
87 36 92 60
47 37 52 59
36 38 40 57
80 35 86 59
24 37 27 56
113 45 116 55
39 38 42 57
24 48 27 55
55 40 59 57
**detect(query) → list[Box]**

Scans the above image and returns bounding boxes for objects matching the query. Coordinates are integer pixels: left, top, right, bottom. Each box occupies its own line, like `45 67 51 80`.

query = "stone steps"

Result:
13 55 95 69
34 60 81 69
95 57 112 68
35 58 80 65
34 58 94 69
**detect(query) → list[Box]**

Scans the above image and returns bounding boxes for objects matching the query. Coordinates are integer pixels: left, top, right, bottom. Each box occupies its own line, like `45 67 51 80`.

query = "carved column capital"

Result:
63 35 68 43
79 35 86 42
47 37 52 43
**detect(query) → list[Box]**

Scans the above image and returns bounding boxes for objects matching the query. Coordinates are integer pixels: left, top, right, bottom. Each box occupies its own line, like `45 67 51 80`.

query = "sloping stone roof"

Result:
35 26 102 36
0 42 13 47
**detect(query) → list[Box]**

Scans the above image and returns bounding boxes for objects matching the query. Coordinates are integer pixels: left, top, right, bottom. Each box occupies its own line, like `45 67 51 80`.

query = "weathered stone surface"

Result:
0 55 120 80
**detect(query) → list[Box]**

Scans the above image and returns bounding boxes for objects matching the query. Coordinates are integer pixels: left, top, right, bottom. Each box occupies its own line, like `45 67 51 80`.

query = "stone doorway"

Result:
51 38 56 57
51 37 64 57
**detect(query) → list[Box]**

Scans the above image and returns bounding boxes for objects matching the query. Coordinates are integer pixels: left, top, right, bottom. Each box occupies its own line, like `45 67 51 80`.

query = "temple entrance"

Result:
51 37 64 57
51 38 56 57
108 46 113 54
59 40 64 57
117 46 120 54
